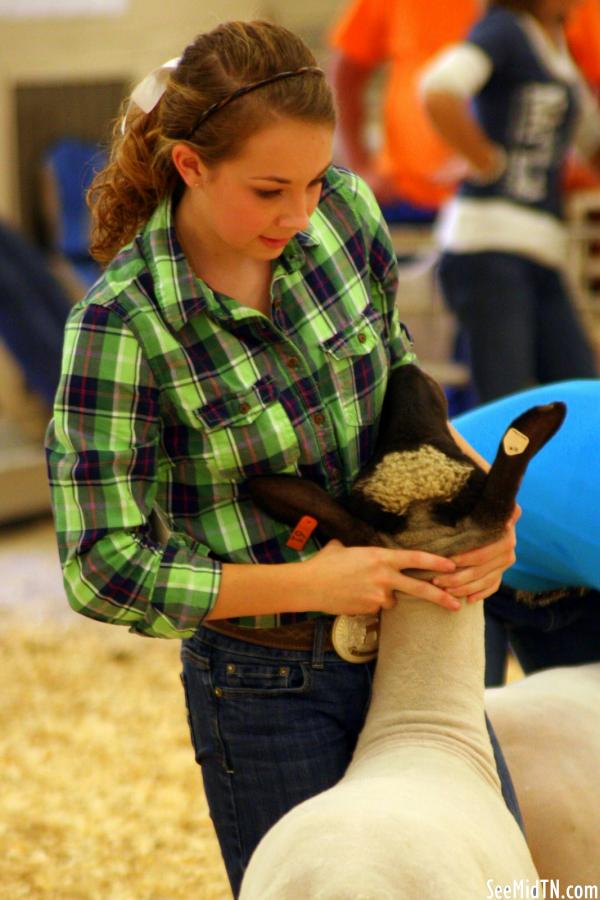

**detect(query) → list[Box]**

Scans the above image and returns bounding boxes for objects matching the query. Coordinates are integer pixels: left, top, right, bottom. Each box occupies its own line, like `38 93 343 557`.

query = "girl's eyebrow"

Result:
249 163 332 184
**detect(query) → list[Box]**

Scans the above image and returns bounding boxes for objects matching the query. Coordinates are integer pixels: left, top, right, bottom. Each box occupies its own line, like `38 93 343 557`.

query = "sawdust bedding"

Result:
0 518 231 899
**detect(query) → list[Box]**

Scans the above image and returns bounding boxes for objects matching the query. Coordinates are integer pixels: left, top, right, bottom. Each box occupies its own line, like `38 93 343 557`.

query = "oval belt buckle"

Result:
331 613 380 663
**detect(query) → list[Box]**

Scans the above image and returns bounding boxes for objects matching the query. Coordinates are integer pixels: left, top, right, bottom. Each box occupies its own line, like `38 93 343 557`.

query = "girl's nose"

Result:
277 199 311 231
277 213 310 231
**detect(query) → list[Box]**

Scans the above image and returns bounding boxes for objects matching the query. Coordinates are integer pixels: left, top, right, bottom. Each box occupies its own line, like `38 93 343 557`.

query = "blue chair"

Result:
42 137 106 288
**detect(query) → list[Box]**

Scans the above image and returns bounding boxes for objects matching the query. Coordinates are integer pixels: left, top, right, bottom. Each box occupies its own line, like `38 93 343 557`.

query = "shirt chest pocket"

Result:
194 374 300 482
320 313 389 427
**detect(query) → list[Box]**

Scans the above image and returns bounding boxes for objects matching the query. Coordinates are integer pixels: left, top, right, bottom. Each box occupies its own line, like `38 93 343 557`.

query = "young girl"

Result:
421 0 599 403
46 20 519 896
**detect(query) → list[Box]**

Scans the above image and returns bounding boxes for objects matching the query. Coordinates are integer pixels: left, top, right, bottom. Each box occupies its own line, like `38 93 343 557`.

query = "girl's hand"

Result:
303 540 460 615
432 505 521 604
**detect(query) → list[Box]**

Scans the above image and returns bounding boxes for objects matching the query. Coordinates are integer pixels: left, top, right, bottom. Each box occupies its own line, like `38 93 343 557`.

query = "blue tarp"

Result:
453 380 600 592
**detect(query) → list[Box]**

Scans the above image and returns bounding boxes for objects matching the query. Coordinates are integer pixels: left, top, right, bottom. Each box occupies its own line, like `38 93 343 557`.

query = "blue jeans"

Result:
485 587 600 687
438 251 597 403
181 621 523 897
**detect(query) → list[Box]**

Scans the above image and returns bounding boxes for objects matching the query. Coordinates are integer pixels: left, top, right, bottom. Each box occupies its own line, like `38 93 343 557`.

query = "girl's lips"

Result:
259 236 290 248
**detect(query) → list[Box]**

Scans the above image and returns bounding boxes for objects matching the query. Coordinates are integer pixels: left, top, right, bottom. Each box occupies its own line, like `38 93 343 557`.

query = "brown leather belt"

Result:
202 617 336 652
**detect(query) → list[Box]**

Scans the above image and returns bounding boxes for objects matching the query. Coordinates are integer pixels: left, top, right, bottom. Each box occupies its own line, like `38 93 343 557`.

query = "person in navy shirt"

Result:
421 0 599 403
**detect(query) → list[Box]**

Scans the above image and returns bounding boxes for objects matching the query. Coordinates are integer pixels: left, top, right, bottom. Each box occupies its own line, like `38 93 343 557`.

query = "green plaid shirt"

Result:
46 166 416 638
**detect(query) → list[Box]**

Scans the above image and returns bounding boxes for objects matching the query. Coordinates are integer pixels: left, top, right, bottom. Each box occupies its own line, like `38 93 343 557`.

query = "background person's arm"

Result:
329 51 397 200
420 43 505 183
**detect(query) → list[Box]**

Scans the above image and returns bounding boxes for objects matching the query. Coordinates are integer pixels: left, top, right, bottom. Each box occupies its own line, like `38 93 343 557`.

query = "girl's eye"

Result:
253 179 325 201
254 189 282 199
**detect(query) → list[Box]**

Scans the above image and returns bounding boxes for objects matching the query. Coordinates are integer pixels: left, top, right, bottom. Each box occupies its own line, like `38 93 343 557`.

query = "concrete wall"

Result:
0 0 343 222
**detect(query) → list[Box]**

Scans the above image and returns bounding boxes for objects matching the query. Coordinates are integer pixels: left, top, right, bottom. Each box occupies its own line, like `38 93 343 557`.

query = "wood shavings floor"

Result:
0 516 231 899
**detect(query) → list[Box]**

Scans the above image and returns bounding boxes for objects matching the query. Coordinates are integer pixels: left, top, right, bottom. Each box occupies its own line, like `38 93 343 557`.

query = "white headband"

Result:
121 57 180 135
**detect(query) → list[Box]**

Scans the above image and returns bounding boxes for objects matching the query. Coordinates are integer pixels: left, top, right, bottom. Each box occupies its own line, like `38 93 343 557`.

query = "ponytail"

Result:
88 103 177 264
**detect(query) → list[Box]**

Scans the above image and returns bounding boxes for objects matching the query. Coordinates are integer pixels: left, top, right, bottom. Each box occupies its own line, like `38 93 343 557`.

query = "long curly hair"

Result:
88 20 335 265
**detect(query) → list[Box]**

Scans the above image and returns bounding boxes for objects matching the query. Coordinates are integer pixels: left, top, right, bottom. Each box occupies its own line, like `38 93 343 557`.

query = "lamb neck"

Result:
348 589 500 792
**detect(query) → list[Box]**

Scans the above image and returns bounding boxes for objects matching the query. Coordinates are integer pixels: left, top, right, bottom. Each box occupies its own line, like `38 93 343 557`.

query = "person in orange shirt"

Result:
564 0 600 189
568 0 600 92
329 0 600 210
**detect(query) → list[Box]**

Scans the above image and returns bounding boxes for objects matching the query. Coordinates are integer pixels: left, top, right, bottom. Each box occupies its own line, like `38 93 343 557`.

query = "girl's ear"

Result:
171 142 207 187
248 475 377 547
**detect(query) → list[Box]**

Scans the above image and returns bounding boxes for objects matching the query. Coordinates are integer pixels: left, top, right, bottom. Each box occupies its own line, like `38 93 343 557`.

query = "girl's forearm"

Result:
205 560 312 620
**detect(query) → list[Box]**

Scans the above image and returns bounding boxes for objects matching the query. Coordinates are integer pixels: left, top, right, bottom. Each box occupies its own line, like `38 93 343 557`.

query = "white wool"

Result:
241 438 541 899
486 662 600 884
241 597 539 899
356 445 473 514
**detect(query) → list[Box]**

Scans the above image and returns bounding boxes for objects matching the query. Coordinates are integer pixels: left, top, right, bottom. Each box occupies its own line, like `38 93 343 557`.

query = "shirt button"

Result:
239 402 251 414
313 412 325 426
357 332 367 344
286 356 299 369
214 687 223 698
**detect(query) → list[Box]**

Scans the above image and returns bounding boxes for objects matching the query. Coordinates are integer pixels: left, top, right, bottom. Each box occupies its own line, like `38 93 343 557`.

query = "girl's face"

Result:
188 118 334 263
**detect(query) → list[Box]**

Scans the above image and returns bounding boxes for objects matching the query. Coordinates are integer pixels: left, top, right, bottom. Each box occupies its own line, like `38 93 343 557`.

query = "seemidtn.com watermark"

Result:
486 880 599 899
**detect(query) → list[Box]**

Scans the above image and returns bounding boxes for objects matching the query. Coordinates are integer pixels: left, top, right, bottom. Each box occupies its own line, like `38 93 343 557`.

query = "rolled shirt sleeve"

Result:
46 302 222 638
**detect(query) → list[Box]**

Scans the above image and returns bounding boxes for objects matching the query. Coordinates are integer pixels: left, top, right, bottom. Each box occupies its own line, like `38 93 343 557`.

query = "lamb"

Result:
486 661 600 886
239 363 566 900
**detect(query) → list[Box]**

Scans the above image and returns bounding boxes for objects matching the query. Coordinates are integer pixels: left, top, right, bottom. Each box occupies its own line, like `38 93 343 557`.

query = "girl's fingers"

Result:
393 573 461 611
456 573 502 601
451 515 518 569
392 548 456 574
433 554 511 591
451 538 515 569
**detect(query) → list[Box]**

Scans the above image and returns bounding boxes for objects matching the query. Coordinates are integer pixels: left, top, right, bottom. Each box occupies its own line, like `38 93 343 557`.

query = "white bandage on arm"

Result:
419 42 493 100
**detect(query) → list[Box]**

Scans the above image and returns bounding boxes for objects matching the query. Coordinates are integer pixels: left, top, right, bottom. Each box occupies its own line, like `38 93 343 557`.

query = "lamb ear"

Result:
502 400 566 458
247 474 377 546
473 401 567 527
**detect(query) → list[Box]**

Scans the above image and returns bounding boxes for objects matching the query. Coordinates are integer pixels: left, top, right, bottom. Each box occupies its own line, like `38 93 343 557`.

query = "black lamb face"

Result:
247 365 566 562
371 365 474 474
344 491 409 538
349 442 483 530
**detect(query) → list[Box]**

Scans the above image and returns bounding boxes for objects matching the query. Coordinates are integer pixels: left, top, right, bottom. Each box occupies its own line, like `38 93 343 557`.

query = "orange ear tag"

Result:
286 515 318 550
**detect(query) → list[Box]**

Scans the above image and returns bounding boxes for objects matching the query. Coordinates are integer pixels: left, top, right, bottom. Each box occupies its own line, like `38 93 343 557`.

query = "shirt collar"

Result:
140 198 212 331
295 222 320 248
519 12 577 83
140 197 321 331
